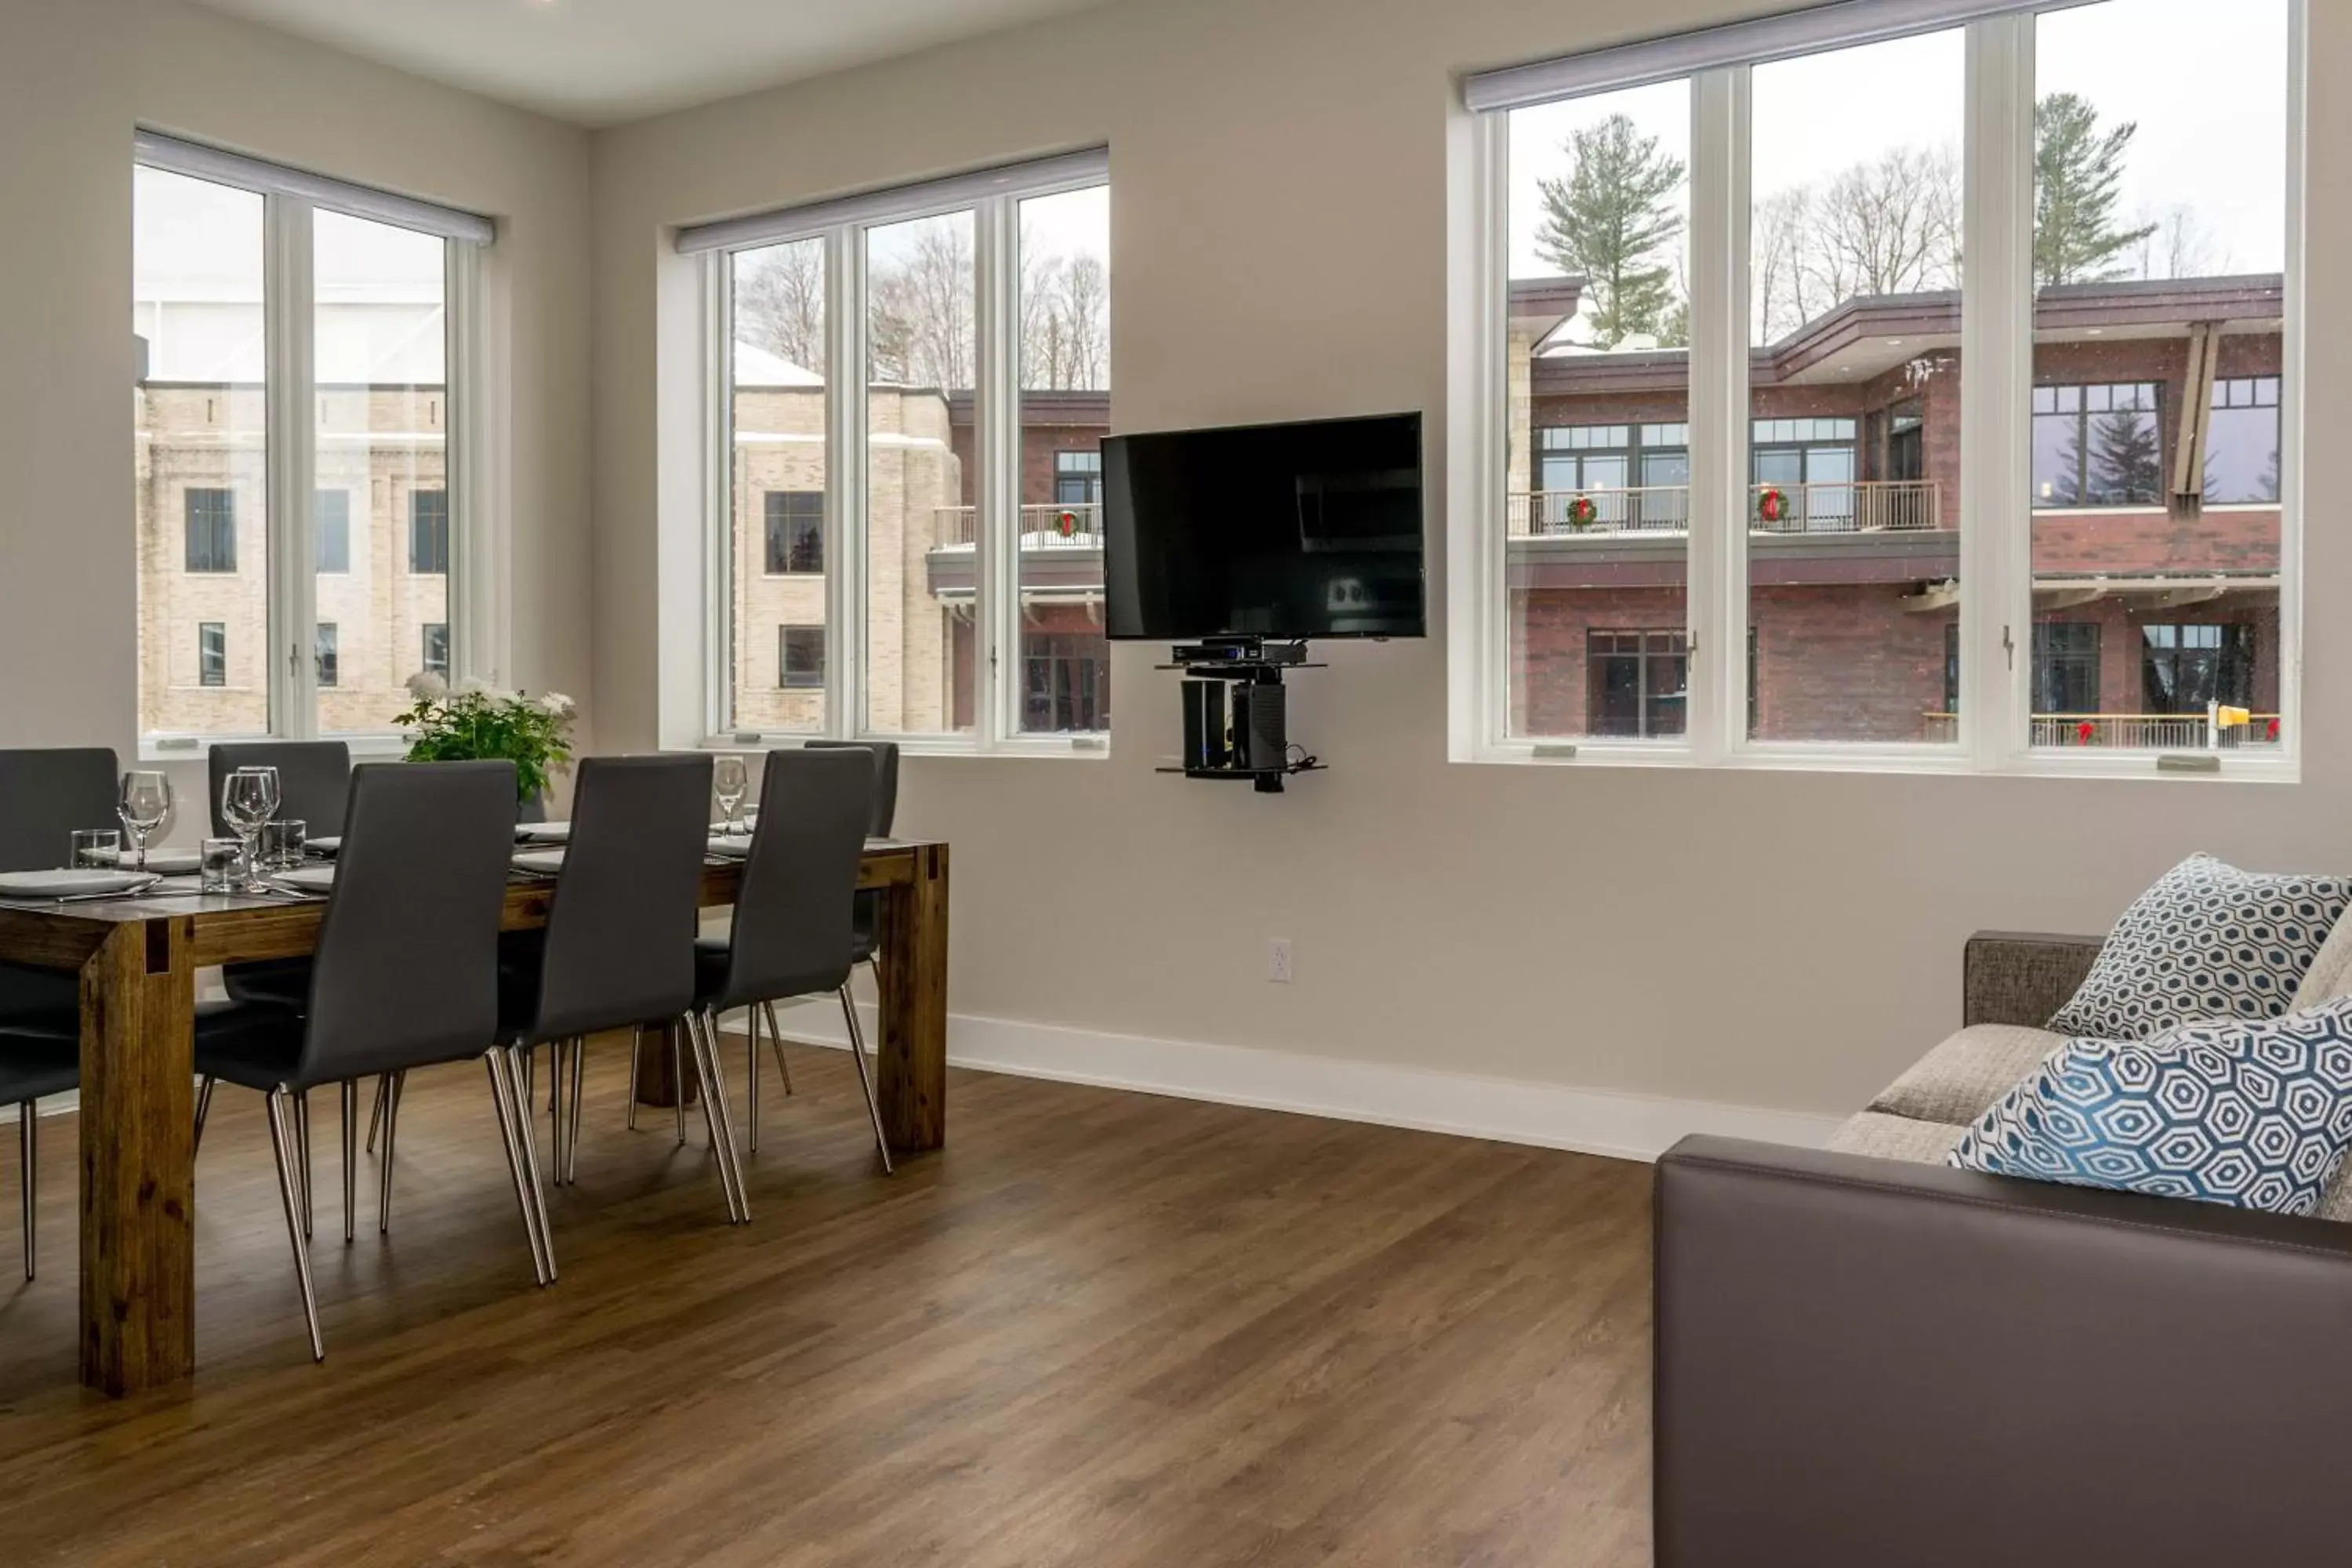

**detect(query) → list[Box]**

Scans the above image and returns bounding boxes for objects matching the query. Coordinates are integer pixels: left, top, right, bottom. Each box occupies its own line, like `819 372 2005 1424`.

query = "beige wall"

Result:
587 0 2352 1121
0 0 593 798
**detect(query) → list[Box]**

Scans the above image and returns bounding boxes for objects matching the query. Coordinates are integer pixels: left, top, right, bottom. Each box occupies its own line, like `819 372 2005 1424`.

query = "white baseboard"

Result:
751 1000 1839 1164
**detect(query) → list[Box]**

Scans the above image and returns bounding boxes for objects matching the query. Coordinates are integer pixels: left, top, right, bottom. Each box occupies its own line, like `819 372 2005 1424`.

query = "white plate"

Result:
515 822 571 844
87 848 204 876
0 869 162 898
306 836 340 858
271 864 338 893
709 833 753 859
512 848 567 873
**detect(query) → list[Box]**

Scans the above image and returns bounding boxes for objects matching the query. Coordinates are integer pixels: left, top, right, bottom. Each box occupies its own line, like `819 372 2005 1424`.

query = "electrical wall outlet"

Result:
1268 938 1293 983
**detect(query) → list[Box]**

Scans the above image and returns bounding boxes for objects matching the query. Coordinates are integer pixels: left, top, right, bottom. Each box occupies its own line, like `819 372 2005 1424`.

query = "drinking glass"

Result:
220 766 281 892
118 770 172 871
260 819 307 872
71 829 122 869
199 837 244 893
713 754 750 833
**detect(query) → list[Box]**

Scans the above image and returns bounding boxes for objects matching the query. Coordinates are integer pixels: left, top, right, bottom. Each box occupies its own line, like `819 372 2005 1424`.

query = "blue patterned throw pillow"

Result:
1951 1001 2352 1215
2047 855 2352 1040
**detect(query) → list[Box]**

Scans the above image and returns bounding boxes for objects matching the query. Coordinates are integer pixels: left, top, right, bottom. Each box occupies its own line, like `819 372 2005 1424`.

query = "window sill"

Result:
700 734 1109 760
1460 742 2298 784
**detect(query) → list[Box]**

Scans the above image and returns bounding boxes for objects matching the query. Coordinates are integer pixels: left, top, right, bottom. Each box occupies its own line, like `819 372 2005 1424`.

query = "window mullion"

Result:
829 225 866 740
448 239 501 691
2278 0 2307 768
1961 13 2034 772
1686 67 1745 765
974 194 1020 752
267 195 318 740
702 252 735 740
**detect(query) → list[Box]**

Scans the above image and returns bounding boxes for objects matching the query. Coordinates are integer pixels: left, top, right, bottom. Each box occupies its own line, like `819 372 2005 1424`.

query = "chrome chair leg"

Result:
504 1046 557 1280
565 1035 585 1185
485 1051 551 1287
685 1011 748 1222
340 1080 358 1245
193 1075 216 1154
545 1040 564 1185
295 1089 314 1239
265 1089 325 1362
761 1000 793 1097
378 1070 405 1234
365 1073 387 1153
671 1022 687 1148
838 984 894 1174
626 1024 643 1131
20 1099 34 1283
746 1004 760 1155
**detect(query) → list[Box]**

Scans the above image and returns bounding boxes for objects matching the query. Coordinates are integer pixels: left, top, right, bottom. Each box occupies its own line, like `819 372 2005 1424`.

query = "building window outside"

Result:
779 625 826 689
1751 419 1860 495
1587 630 1687 739
2143 623 2255 714
1054 451 1103 507
2032 383 2162 509
408 489 451 575
1535 423 1690 530
314 490 350 574
763 491 823 574
184 488 237 573
421 622 450 682
2207 376 2281 505
198 622 227 688
2033 623 2101 713
314 622 339 688
1022 632 1109 732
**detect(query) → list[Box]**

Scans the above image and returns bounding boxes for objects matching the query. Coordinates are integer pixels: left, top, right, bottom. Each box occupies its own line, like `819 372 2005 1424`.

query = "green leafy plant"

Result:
394 674 576 806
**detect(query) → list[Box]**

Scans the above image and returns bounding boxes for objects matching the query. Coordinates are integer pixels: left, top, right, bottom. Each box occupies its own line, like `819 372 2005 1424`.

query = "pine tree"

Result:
2034 93 2158 285
2089 405 2162 504
1536 114 1686 348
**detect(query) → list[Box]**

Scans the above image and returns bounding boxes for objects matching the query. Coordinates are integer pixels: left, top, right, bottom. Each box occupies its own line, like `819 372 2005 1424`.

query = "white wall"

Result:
588 0 2352 1123
0 0 594 781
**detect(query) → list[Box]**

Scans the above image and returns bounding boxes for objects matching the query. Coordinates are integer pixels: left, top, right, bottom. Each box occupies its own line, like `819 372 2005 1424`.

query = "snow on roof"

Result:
733 341 822 388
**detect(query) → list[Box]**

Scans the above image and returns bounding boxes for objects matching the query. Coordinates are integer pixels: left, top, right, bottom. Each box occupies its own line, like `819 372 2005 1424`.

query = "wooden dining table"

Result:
0 837 949 1398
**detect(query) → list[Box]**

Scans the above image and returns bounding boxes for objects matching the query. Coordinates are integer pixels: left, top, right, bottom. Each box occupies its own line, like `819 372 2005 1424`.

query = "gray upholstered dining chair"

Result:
495 754 738 1219
751 740 895 1106
695 746 891 1179
0 1034 78 1281
190 759 545 1361
0 747 118 1029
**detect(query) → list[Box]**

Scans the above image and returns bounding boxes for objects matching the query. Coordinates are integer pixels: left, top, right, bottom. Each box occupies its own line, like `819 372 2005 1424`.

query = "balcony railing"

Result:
1508 480 1942 538
930 503 1102 550
1920 712 2284 749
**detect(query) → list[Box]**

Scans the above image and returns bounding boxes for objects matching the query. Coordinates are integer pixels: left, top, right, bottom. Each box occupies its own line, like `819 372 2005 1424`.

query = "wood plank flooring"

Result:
0 1033 1653 1566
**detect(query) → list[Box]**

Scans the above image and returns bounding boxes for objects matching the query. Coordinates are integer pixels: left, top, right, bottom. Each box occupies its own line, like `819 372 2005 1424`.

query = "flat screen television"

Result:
1102 412 1425 641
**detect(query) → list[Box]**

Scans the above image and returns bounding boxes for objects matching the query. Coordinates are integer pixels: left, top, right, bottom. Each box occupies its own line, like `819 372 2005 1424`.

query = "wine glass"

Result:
220 766 280 891
713 754 749 834
118 771 172 871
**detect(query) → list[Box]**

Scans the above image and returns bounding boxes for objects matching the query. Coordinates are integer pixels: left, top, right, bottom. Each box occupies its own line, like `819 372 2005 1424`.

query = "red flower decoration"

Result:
2078 720 2096 745
2269 717 2282 741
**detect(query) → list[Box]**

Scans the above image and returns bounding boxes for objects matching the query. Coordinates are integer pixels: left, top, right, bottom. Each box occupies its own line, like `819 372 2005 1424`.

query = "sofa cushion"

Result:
2295 907 2352 1011
1871 1024 2062 1127
1951 1000 2352 1217
1828 1112 1968 1164
2047 855 2352 1040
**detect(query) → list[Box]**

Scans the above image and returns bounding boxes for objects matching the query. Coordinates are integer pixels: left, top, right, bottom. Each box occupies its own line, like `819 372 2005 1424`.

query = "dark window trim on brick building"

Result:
764 491 824 574
185 488 238 574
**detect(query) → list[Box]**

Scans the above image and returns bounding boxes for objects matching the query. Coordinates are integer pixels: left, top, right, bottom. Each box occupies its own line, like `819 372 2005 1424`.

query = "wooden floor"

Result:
0 1034 1654 1567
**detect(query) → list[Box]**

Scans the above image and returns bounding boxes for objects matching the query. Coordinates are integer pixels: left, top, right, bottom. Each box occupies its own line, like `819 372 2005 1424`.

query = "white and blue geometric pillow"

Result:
1950 1001 2352 1216
2047 855 2352 1040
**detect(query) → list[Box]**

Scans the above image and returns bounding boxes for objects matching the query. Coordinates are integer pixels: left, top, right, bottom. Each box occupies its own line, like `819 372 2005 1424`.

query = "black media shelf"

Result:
1153 760 1329 782
1155 637 1323 793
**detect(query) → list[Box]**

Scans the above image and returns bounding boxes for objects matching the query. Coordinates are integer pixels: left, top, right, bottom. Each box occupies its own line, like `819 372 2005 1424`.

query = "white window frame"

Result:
695 151 1112 759
1450 0 2304 781
133 134 496 761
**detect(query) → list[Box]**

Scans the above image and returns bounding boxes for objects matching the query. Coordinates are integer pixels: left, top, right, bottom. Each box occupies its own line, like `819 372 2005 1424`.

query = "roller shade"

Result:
675 147 1109 255
135 130 495 246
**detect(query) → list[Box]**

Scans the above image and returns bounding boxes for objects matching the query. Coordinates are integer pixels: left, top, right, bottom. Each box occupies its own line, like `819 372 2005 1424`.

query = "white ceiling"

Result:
191 0 1116 127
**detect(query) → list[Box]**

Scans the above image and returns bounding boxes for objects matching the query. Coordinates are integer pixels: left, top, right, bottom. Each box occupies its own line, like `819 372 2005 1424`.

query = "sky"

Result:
1508 0 2290 290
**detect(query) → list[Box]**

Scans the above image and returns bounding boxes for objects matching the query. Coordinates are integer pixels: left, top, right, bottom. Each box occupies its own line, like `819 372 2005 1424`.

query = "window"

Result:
314 622 339 688
2207 377 2281 505
699 152 1110 751
763 492 823 574
408 489 450 574
1054 451 1102 507
779 626 825 688
314 491 350 574
2031 384 2161 508
421 622 450 682
2142 623 2256 713
1461 0 2299 773
198 623 227 688
1023 633 1109 733
184 488 239 573
136 137 483 747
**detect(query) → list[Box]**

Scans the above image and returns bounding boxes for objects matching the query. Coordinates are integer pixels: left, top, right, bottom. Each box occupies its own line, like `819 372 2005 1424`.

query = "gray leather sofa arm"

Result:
1962 929 2099 1028
1653 1135 2352 1568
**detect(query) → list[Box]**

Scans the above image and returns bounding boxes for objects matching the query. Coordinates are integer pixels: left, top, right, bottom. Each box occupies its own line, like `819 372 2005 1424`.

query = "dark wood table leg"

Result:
877 842 948 1152
79 919 196 1396
631 1021 699 1109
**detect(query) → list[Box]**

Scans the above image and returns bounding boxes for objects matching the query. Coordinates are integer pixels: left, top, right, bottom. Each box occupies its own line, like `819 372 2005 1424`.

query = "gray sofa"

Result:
1654 931 2352 1568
